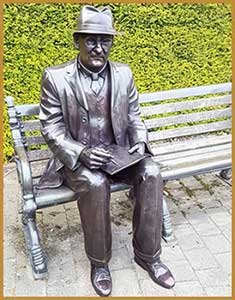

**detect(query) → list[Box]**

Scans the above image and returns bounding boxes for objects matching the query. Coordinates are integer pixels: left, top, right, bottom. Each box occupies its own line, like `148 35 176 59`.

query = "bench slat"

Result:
156 148 231 171
156 143 231 163
161 158 231 181
141 95 231 117
151 134 231 156
139 82 231 104
23 107 231 132
28 149 52 162
25 136 46 146
23 120 41 131
149 120 231 141
144 107 231 129
16 104 40 117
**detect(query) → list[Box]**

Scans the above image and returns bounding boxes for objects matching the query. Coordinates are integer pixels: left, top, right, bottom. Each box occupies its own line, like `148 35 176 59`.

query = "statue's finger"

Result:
128 144 139 154
92 149 113 158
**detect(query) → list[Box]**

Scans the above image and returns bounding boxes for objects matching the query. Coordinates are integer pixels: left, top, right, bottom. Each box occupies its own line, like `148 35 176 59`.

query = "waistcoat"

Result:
83 70 115 147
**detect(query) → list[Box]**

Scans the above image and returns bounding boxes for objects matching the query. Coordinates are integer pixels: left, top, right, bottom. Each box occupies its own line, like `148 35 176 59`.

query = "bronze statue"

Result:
39 5 175 296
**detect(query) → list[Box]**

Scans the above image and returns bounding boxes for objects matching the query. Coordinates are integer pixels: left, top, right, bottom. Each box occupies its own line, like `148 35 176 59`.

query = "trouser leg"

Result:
116 157 163 263
64 166 111 266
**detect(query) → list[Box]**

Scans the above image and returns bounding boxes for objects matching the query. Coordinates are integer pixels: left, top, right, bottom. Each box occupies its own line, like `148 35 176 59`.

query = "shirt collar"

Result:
78 56 107 80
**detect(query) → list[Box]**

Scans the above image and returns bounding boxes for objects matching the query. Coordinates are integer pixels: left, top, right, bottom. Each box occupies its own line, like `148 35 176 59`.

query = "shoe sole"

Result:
134 256 175 289
92 284 112 297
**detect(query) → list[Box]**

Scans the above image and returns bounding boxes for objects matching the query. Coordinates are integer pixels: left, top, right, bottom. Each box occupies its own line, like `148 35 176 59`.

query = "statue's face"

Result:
78 34 113 72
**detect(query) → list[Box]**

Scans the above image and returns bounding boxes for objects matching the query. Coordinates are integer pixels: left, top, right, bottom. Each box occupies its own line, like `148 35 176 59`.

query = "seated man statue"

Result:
39 5 175 297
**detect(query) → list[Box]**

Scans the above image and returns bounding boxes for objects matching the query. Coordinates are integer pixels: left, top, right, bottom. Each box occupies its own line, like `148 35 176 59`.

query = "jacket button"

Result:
82 117 87 123
82 140 87 145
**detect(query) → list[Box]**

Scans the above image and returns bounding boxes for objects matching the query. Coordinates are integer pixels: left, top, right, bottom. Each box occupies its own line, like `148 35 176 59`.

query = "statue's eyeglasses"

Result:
84 36 113 50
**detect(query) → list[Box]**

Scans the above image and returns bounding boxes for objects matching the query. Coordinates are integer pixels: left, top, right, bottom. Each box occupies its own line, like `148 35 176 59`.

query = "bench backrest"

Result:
6 82 232 184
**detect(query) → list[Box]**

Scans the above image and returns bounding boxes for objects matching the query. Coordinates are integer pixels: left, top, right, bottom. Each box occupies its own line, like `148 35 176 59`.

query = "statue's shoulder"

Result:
109 61 133 78
44 59 75 75
109 61 131 71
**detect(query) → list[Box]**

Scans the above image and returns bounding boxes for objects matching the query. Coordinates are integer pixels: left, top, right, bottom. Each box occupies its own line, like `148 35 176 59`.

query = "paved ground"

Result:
4 162 232 297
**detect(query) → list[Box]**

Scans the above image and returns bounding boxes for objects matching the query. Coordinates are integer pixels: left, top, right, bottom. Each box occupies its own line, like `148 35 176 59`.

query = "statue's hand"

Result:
79 147 113 169
128 142 145 155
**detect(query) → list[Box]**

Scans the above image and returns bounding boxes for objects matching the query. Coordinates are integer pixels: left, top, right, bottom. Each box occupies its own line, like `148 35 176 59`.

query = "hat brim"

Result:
73 29 123 36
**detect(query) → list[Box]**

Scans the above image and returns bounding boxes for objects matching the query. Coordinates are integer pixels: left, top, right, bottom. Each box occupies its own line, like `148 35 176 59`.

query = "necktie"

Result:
91 74 104 95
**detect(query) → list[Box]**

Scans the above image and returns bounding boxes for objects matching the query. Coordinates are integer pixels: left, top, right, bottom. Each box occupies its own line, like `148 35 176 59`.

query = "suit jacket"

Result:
38 56 152 188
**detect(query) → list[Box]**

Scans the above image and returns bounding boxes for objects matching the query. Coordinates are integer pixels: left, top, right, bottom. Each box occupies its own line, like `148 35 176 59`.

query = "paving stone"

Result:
4 236 17 261
195 268 230 287
123 235 134 259
173 223 195 236
211 182 232 198
47 259 95 296
109 246 133 271
111 222 131 250
202 234 231 254
173 280 206 296
193 189 222 209
214 252 231 275
177 233 205 250
170 211 188 225
4 258 17 296
195 173 223 189
70 259 96 296
4 162 16 174
183 248 219 270
15 251 47 296
222 200 232 211
205 286 232 296
64 204 87 262
174 224 205 250
207 207 231 228
161 243 185 262
165 180 182 189
112 268 142 296
169 188 189 202
43 205 79 296
166 259 197 282
188 213 221 236
219 225 232 242
139 278 175 296
180 176 204 189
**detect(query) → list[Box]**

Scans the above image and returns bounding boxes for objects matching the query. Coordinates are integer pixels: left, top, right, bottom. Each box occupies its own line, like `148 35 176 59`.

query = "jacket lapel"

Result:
109 61 120 117
109 61 124 142
65 56 89 111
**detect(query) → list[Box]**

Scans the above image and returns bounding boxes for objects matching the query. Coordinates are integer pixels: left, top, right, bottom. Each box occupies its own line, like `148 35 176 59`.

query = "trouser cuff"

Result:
87 250 112 267
134 247 162 263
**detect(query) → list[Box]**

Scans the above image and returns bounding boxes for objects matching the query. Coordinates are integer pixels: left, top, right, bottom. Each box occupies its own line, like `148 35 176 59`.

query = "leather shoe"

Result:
91 264 112 297
134 256 175 289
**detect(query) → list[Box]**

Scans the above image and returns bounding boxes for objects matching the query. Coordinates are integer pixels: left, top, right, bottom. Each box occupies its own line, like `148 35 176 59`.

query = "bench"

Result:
5 82 232 279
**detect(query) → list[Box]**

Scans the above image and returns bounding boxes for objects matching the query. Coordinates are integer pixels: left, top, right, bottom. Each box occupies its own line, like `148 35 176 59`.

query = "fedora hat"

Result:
73 5 119 36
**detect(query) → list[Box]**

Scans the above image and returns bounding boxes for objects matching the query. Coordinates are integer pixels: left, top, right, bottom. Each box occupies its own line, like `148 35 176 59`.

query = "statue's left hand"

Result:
128 142 145 155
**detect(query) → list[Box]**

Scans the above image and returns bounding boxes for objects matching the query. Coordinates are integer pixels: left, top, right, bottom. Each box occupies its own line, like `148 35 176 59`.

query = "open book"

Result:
101 144 149 175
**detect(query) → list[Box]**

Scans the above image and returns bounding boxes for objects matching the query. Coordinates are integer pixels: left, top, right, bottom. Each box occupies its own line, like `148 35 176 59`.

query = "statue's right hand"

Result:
79 147 113 169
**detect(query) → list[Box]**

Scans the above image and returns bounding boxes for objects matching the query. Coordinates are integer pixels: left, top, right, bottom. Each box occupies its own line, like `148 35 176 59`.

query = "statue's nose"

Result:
94 43 103 54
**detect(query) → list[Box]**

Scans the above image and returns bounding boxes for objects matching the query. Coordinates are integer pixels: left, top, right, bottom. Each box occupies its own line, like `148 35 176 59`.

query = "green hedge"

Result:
3 3 232 162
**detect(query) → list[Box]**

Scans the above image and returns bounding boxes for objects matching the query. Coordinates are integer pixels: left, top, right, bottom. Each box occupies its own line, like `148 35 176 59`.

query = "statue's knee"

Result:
143 162 163 183
87 171 109 190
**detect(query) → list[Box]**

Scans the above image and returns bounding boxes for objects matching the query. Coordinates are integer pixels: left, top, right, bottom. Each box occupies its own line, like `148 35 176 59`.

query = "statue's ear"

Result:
73 33 79 50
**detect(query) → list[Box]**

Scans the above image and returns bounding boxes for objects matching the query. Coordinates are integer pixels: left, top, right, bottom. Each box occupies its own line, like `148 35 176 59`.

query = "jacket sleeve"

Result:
126 68 152 154
39 69 86 170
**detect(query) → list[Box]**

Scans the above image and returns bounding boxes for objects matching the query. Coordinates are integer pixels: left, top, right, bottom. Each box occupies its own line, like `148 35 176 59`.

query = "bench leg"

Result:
162 197 174 242
219 168 232 180
22 195 48 279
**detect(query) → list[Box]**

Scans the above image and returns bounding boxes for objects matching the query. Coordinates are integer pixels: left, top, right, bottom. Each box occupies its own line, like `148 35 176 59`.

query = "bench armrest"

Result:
5 96 34 197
